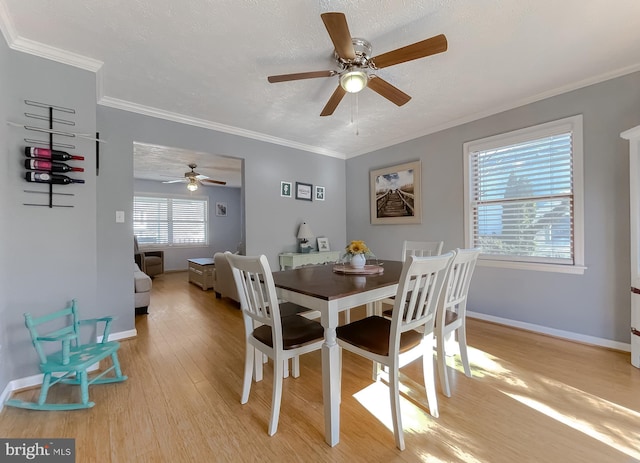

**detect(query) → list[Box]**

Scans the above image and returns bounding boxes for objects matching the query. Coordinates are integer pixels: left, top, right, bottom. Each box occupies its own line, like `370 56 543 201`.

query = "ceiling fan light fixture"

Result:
187 178 198 191
340 69 368 93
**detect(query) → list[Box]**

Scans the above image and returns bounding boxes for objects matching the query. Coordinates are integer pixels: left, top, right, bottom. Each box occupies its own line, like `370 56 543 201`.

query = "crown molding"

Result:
0 0 17 45
345 62 640 159
4 2 639 161
0 7 107 108
98 96 346 159
0 3 102 72
10 36 103 72
0 13 342 159
96 66 104 104
621 124 640 141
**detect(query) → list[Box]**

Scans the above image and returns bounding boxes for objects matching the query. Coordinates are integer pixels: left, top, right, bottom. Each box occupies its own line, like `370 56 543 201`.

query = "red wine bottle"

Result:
25 172 85 185
24 159 84 173
24 147 84 161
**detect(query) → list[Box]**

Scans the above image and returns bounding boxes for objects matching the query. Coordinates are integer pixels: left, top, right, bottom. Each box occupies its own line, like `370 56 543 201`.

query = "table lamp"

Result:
297 222 314 253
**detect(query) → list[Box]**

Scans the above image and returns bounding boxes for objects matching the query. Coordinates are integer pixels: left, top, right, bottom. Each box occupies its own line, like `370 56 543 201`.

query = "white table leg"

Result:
321 303 340 447
366 302 374 316
371 300 382 380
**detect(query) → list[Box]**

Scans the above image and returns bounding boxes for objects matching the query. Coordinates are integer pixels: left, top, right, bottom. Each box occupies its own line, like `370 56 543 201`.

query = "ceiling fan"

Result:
162 163 226 191
267 12 447 116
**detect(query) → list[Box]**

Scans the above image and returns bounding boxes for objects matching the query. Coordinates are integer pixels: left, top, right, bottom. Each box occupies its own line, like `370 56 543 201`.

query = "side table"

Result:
188 258 215 290
278 251 340 271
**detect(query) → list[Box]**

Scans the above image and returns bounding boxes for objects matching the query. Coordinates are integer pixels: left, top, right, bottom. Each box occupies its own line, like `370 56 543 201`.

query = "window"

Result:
134 195 208 247
463 115 585 273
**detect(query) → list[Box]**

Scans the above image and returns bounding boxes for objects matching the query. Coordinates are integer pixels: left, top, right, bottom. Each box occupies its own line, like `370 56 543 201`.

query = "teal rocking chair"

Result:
5 299 127 411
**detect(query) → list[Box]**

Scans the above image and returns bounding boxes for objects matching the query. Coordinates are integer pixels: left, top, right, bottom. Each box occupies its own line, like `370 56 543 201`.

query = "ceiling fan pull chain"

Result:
355 93 359 136
350 93 354 124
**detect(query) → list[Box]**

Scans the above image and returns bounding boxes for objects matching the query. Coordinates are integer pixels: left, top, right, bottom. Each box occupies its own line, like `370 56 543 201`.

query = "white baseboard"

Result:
97 328 137 343
7 373 44 393
0 380 17 410
2 319 631 412
0 329 136 412
468 311 632 352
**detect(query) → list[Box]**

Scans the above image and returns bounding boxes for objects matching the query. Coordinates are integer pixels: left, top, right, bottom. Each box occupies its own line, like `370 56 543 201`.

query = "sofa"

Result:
134 263 152 314
213 252 240 303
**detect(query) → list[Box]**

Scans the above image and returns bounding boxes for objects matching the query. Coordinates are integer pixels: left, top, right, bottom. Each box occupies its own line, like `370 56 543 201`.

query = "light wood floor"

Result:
2 271 639 462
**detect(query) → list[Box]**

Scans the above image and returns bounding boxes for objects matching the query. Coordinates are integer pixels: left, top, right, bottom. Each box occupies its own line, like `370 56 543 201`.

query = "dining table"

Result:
271 259 404 447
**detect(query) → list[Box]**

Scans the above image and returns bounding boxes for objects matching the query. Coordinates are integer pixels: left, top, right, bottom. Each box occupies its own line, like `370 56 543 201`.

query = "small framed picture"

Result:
317 237 330 252
315 185 325 201
216 202 227 217
280 181 292 198
295 182 313 201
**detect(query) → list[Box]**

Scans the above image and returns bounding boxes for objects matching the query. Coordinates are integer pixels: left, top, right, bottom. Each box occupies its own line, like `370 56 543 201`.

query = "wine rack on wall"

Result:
19 100 84 208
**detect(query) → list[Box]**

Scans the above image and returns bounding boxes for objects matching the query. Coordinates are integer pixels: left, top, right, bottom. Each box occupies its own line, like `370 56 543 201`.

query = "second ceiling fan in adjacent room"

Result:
162 163 226 191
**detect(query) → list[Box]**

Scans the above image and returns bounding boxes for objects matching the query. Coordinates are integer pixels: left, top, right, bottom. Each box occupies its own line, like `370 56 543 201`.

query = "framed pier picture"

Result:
370 160 422 225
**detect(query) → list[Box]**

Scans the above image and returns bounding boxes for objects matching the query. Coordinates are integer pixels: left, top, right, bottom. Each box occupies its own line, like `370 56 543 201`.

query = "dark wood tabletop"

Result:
271 260 404 301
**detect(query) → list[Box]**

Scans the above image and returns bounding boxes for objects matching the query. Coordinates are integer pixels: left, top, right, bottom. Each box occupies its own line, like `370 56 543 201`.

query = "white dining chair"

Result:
227 253 324 436
380 240 444 312
402 240 444 260
435 248 480 397
336 253 454 450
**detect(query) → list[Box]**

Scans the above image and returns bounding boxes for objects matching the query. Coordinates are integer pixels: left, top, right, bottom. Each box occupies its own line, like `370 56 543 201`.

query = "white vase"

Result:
353 276 366 288
350 253 366 269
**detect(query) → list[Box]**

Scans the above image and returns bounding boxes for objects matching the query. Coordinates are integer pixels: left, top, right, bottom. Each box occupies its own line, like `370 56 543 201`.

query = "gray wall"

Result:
97 105 347 275
0 31 10 391
134 179 242 270
95 105 346 350
0 40 347 394
2 42 98 383
347 71 640 344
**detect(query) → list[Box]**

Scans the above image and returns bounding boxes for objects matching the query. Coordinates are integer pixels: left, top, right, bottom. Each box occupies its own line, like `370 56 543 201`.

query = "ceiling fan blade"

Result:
320 85 347 116
371 34 448 69
200 179 227 186
162 179 186 184
321 12 356 60
367 76 411 106
268 70 336 83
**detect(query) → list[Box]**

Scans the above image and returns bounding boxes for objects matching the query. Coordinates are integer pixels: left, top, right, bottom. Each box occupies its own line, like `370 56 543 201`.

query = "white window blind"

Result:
134 196 208 246
465 115 584 270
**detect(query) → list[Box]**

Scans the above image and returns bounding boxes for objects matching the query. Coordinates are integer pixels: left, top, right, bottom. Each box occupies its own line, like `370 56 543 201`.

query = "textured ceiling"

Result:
2 0 640 184
133 142 242 188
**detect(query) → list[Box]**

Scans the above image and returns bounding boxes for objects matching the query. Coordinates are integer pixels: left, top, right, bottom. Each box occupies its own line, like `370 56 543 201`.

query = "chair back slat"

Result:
25 302 81 364
28 307 74 327
227 253 283 342
440 248 480 318
244 270 271 323
402 240 444 261
391 252 453 340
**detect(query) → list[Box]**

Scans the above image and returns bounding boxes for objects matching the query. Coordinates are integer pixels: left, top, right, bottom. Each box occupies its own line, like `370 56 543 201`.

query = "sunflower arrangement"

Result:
340 240 377 264
345 240 370 255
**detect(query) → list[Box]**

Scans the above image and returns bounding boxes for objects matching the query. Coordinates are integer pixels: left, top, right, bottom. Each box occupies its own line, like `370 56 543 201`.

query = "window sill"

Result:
141 243 209 250
478 259 587 274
